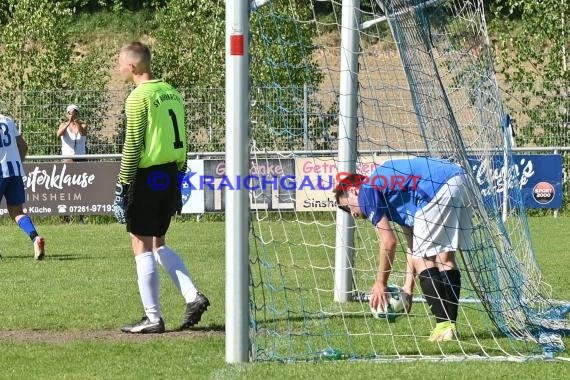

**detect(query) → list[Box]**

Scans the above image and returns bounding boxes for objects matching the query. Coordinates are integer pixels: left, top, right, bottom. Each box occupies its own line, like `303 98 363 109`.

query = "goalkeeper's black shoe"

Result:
179 292 210 330
121 316 165 334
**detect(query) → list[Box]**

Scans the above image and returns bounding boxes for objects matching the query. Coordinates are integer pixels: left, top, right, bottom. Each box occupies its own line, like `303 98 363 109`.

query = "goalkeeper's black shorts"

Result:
126 162 181 237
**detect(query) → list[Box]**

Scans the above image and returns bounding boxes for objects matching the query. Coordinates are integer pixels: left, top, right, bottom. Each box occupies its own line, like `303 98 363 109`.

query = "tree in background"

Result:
0 0 113 155
0 0 334 153
151 0 226 152
52 0 166 12
152 0 332 152
0 0 73 91
491 0 570 147
249 1 331 151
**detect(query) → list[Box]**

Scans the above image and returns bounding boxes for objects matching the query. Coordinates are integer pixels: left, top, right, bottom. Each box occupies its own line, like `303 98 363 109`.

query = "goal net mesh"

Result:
246 0 570 361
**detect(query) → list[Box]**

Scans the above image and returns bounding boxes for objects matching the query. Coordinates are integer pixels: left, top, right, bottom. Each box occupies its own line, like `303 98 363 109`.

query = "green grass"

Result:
248 216 570 361
0 217 568 379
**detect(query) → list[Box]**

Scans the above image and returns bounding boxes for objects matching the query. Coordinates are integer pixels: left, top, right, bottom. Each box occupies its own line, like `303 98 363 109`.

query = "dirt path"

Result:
0 328 224 344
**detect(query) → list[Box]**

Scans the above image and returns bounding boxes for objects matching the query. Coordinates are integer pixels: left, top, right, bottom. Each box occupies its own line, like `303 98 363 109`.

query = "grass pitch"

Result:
0 217 568 379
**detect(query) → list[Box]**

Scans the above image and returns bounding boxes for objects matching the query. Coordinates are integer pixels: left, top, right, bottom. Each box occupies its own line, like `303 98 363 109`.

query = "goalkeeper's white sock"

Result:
135 251 161 323
154 246 198 304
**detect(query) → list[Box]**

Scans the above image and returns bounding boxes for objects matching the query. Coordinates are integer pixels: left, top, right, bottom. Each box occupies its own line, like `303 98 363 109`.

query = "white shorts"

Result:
412 174 473 258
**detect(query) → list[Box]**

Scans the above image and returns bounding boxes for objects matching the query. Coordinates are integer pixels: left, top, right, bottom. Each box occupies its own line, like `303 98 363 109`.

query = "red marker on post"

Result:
230 34 244 56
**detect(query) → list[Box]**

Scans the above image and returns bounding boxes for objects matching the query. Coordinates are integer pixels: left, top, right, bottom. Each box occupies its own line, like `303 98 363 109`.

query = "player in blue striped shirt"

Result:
0 114 45 260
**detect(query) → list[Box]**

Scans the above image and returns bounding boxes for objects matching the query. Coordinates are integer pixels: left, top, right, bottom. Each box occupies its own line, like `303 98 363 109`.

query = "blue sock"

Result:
17 215 38 241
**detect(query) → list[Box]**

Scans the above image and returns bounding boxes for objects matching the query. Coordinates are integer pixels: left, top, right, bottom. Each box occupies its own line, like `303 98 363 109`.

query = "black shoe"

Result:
121 316 165 334
180 292 210 330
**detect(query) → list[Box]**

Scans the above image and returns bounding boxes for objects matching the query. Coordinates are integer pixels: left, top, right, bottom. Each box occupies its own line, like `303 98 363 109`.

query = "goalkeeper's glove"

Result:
175 196 183 215
175 171 186 215
113 182 130 224
178 171 188 188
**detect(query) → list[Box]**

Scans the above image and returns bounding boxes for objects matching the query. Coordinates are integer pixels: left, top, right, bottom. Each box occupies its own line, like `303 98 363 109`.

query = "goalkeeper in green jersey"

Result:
114 42 209 334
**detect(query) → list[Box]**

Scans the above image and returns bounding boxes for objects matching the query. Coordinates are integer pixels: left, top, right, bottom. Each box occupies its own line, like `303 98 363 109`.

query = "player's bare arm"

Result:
16 135 28 161
399 225 416 295
370 215 397 311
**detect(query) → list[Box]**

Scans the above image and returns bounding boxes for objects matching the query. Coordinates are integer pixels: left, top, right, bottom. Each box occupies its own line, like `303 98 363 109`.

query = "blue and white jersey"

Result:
0 114 24 178
358 157 464 227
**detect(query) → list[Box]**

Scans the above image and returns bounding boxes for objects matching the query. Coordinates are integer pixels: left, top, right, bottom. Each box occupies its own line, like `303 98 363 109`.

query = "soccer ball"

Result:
370 285 409 322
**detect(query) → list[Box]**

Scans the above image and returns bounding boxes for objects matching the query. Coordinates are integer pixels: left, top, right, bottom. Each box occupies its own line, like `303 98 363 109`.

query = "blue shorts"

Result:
0 176 25 205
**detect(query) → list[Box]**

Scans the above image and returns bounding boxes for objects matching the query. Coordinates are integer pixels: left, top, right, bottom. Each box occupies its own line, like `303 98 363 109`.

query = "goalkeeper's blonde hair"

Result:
120 42 151 71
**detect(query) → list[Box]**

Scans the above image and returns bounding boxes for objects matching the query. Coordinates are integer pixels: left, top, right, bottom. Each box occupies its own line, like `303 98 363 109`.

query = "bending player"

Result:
334 156 472 342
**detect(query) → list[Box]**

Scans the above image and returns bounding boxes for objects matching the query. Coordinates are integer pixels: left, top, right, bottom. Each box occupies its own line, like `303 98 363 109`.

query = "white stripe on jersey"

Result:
0 114 24 178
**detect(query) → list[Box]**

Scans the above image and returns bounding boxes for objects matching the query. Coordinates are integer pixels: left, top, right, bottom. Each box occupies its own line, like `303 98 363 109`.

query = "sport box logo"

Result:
532 181 555 205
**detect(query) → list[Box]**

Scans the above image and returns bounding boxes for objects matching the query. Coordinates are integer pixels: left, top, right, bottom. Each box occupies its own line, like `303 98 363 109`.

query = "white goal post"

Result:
225 0 250 363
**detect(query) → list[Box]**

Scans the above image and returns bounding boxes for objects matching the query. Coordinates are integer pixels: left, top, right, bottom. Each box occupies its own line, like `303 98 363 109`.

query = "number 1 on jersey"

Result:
168 109 184 149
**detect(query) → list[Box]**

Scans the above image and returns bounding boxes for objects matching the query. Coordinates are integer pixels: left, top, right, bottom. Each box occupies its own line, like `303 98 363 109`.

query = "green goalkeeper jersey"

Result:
119 79 187 184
